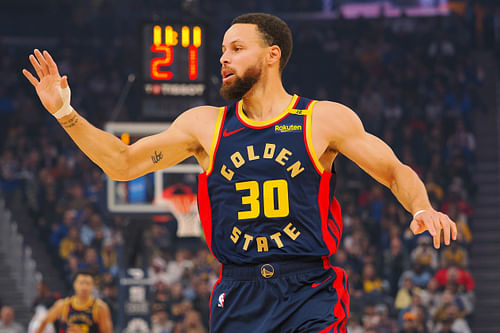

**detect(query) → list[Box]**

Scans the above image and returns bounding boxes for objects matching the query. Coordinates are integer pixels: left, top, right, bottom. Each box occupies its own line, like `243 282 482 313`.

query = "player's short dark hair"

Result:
72 269 95 283
232 13 293 73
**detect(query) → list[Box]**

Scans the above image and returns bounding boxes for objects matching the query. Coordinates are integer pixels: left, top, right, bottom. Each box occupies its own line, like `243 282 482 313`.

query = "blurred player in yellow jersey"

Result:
36 271 112 333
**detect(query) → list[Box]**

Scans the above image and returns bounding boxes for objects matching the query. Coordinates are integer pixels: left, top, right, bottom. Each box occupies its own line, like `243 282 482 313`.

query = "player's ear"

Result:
267 45 281 68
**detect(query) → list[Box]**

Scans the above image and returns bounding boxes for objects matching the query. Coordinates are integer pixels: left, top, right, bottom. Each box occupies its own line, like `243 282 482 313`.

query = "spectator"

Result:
362 263 386 301
411 236 439 272
27 306 55 333
32 282 59 311
151 308 174 333
192 276 211 330
59 226 80 259
434 304 471 333
414 305 431 333
445 204 472 247
168 282 187 322
373 303 398 333
0 306 24 333
440 242 468 268
446 119 475 162
101 278 119 324
149 257 170 287
434 266 475 292
183 310 206 333
49 209 77 248
400 311 418 333
399 294 426 330
80 213 111 247
346 314 364 333
419 278 442 318
399 262 433 289
65 183 91 212
77 247 106 283
151 283 170 315
165 249 191 286
383 237 410 296
395 277 421 311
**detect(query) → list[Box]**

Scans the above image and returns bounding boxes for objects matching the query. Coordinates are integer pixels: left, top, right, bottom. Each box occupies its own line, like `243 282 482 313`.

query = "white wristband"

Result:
413 210 426 219
52 85 72 119
53 104 73 119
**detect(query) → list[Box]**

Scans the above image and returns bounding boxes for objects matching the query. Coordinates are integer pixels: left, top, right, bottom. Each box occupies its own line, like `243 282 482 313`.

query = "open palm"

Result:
22 49 69 114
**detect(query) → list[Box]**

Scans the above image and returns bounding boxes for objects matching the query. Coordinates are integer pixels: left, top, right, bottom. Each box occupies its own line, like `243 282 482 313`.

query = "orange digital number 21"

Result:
150 44 174 80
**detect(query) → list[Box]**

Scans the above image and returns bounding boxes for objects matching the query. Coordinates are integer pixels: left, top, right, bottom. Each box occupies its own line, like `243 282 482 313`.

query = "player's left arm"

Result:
94 300 113 333
313 101 457 249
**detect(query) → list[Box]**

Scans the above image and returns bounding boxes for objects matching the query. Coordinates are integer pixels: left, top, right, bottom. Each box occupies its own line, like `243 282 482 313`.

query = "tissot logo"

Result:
275 124 302 133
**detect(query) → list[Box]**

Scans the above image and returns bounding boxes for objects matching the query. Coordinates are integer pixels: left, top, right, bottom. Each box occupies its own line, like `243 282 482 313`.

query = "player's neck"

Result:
241 75 292 121
74 294 92 306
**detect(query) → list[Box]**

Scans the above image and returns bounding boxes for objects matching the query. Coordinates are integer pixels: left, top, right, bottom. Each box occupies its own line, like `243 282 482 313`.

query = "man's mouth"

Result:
221 69 235 82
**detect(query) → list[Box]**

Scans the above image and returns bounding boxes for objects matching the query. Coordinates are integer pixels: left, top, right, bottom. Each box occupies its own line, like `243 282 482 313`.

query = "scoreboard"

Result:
141 22 208 119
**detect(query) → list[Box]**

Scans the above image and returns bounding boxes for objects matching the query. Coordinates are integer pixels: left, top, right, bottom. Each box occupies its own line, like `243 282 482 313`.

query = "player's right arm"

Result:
36 299 65 333
23 49 206 181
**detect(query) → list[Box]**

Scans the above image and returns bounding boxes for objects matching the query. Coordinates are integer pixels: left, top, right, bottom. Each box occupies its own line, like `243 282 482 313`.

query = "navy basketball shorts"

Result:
209 259 350 333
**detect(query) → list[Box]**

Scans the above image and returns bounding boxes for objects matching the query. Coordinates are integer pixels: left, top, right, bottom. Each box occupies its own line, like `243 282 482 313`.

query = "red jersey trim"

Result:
329 197 343 245
197 173 215 258
318 172 337 256
317 267 349 333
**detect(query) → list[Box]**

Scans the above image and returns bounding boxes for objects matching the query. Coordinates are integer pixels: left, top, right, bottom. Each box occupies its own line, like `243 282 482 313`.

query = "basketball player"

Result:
24 13 457 332
36 271 113 333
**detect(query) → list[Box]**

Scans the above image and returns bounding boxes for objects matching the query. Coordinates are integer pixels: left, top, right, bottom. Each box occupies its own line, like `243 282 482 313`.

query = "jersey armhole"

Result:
92 299 102 323
60 298 71 322
205 106 227 176
303 100 325 174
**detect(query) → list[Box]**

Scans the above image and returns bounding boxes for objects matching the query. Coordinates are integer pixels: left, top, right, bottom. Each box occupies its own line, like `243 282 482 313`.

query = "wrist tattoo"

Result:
60 114 79 128
151 150 163 164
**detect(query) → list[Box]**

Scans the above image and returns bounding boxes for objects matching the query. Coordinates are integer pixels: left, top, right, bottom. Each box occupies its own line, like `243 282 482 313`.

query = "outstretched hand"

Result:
22 49 69 114
410 209 457 249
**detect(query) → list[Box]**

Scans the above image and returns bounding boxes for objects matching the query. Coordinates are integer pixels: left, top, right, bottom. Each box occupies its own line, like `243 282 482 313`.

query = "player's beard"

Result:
220 63 262 100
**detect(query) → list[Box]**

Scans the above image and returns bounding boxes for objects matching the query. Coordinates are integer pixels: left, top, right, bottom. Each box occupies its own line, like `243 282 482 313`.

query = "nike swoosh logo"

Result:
222 127 245 137
312 275 332 288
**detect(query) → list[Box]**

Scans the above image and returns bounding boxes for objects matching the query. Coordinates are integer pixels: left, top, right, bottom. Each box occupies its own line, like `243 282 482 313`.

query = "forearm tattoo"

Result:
59 114 79 128
151 150 163 164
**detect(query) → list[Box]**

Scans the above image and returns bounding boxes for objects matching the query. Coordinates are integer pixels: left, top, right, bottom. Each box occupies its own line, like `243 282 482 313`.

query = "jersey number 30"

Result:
235 179 289 220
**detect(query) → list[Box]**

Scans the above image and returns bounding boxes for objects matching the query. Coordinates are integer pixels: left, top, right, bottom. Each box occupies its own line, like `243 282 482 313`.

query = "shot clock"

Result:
141 22 208 119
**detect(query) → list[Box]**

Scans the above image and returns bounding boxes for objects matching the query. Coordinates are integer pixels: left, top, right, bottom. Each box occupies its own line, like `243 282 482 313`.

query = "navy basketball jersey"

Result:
198 95 342 265
59 296 99 333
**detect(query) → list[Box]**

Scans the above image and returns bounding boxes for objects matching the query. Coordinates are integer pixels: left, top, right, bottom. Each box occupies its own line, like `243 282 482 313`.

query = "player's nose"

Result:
220 51 230 65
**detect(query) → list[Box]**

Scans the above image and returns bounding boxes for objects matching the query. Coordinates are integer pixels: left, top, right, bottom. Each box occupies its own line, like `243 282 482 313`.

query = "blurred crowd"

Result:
0 0 494 332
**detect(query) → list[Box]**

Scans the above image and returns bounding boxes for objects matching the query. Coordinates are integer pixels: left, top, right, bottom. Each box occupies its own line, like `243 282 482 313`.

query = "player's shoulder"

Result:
53 298 67 307
48 298 67 314
93 298 109 309
313 100 354 116
312 100 360 125
176 105 222 124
